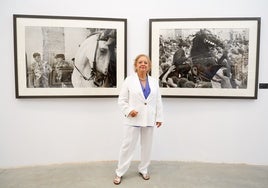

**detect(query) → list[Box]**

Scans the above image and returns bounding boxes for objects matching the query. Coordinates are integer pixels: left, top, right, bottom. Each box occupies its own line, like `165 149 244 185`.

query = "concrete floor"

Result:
0 161 268 188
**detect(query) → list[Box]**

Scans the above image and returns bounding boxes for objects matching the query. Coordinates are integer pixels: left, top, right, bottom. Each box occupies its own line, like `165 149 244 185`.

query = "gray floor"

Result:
0 161 268 188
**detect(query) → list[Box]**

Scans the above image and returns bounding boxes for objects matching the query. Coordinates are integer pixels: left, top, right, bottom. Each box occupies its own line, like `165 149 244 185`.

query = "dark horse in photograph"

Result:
190 29 228 83
160 28 228 88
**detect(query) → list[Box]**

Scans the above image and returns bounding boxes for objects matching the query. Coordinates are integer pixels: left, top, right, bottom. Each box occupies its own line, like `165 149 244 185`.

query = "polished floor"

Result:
0 161 268 188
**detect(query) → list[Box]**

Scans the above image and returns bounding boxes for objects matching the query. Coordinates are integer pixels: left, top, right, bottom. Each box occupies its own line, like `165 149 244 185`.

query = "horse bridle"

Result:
72 32 108 87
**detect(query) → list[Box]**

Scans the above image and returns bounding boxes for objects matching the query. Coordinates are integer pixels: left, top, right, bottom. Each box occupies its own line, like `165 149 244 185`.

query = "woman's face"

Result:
135 56 150 73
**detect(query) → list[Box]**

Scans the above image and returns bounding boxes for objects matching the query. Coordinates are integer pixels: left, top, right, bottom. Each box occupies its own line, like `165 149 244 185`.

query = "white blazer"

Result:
118 73 163 127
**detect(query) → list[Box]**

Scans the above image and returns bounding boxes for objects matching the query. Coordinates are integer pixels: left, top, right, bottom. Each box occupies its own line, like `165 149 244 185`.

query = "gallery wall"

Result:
0 0 267 168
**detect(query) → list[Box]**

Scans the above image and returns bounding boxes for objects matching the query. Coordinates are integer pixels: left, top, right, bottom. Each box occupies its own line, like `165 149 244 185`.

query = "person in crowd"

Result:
31 52 52 88
172 41 189 68
113 54 164 185
160 41 191 87
213 68 232 88
54 54 72 87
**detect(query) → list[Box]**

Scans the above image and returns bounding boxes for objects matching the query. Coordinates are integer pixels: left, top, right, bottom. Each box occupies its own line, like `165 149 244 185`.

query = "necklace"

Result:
139 77 147 81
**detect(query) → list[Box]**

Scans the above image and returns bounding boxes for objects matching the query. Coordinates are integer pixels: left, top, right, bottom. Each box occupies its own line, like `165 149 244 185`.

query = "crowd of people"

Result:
158 30 249 89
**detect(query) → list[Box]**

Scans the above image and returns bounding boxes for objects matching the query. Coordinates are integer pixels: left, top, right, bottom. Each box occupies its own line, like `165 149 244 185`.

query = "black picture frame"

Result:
14 14 127 98
149 17 261 99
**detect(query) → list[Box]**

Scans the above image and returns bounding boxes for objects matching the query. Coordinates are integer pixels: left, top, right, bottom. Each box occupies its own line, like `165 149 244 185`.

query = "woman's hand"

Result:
129 110 138 117
156 122 162 128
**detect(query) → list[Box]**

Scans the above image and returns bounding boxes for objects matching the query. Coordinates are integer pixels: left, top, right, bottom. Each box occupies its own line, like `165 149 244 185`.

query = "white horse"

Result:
71 33 111 87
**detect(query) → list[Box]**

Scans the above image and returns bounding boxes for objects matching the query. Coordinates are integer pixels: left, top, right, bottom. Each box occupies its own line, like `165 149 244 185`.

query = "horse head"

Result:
72 32 114 87
91 39 111 86
95 40 111 75
191 29 224 58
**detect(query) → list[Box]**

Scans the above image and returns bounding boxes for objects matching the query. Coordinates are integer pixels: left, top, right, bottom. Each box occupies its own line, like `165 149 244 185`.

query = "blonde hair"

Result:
133 54 152 73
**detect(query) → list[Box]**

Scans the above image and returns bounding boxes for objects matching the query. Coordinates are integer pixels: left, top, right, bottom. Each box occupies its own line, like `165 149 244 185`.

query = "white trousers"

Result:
115 126 154 177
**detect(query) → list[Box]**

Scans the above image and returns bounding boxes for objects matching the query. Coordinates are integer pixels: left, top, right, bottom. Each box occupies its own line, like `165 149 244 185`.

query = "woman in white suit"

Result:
113 54 163 185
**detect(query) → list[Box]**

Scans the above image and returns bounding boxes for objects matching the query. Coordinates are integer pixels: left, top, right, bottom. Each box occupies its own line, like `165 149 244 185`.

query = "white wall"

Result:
0 0 268 168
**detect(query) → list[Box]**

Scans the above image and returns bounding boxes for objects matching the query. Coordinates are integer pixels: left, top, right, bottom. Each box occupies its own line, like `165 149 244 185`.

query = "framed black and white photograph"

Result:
149 18 260 99
14 14 127 98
